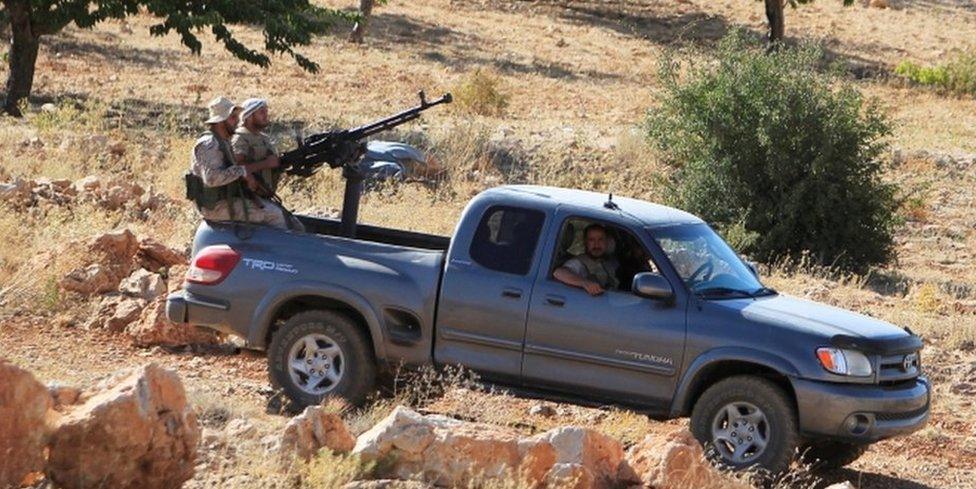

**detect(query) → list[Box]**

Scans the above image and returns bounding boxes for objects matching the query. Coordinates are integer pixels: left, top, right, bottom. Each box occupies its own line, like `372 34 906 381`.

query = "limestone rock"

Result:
48 383 83 410
527 426 626 489
46 364 200 489
73 175 101 194
354 406 523 486
119 268 167 301
626 429 750 489
0 360 52 488
167 264 188 292
61 263 117 295
545 463 595 489
0 178 33 206
137 238 186 271
126 296 220 347
279 406 356 461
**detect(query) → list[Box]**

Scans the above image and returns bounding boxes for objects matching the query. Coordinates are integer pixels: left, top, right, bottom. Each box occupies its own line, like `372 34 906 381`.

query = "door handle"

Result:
501 287 523 299
545 294 565 307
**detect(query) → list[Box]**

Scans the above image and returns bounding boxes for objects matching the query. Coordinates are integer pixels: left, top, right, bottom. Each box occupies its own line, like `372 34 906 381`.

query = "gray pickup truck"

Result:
167 185 929 473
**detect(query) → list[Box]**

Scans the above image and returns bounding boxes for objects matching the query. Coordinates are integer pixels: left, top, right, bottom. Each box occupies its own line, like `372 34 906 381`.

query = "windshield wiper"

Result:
752 286 778 297
694 287 755 299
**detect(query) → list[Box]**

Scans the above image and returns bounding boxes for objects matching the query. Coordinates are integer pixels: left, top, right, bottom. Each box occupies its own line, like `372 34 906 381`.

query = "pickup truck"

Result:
167 185 930 474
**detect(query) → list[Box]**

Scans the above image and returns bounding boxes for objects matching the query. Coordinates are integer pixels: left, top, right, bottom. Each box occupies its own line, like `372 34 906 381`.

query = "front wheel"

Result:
690 375 799 475
268 310 376 409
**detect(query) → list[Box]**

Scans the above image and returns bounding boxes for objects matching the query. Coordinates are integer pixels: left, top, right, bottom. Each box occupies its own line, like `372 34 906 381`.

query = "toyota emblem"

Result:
902 353 918 372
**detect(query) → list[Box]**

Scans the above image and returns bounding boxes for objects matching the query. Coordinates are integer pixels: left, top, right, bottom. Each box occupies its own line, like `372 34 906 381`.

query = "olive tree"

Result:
1 0 347 116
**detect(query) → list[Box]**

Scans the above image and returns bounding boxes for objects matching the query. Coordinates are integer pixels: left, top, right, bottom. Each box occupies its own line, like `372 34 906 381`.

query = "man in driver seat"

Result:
554 223 619 296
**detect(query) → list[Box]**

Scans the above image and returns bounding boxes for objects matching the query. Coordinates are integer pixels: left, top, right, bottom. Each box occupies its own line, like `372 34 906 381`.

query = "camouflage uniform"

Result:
189 132 291 229
232 126 281 193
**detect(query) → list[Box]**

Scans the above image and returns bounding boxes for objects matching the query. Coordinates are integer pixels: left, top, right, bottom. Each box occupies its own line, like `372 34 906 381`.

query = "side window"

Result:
469 205 546 275
551 218 661 292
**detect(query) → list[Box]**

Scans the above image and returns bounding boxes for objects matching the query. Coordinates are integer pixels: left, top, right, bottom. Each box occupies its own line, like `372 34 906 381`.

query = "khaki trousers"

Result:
198 197 304 231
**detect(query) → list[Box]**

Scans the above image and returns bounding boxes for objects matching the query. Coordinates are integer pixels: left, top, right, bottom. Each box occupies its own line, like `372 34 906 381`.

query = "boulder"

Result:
61 229 142 296
137 238 186 271
61 263 118 295
625 429 750 489
278 405 356 461
354 406 523 486
46 364 200 489
73 175 101 194
0 178 33 206
0 360 52 488
106 298 147 333
119 268 167 301
525 426 626 489
126 296 220 347
167 264 188 292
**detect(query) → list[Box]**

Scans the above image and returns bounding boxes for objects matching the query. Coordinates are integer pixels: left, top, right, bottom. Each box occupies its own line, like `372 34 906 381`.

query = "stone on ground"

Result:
0 360 52 488
45 363 200 489
126 296 221 347
278 405 356 461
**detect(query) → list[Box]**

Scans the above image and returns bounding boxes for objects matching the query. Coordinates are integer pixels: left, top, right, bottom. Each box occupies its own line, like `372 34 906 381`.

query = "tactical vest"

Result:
185 133 248 219
574 254 620 289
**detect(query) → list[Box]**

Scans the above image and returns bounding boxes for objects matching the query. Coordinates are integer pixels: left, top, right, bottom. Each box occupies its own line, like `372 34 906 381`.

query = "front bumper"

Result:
793 375 930 442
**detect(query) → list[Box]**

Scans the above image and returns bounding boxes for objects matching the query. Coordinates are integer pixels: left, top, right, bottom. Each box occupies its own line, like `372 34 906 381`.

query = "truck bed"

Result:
297 215 450 251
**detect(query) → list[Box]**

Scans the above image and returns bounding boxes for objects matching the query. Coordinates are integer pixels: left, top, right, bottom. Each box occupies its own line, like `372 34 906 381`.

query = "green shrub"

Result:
453 69 510 117
646 32 897 273
895 54 976 96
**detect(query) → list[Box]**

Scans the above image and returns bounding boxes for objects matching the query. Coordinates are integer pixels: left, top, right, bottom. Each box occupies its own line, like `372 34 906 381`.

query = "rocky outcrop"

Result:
0 174 171 215
353 406 632 488
0 360 52 488
354 406 523 486
625 429 751 489
45 364 200 489
119 268 167 301
277 405 356 461
127 296 221 347
138 238 186 272
60 229 140 296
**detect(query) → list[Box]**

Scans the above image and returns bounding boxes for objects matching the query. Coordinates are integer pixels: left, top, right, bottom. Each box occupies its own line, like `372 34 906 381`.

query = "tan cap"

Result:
205 96 240 124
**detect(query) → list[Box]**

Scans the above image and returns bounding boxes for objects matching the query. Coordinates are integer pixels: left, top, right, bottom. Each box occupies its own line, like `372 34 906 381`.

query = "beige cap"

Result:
205 96 240 124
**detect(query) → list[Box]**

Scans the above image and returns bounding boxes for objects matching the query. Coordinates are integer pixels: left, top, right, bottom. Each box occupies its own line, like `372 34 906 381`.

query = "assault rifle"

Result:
280 91 452 177
279 91 452 238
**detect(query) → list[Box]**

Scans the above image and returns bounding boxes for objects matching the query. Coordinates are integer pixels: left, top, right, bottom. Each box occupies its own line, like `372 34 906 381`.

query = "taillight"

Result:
186 245 241 285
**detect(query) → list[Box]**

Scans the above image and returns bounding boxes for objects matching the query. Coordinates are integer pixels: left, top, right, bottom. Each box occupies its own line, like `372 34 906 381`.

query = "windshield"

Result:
650 223 766 297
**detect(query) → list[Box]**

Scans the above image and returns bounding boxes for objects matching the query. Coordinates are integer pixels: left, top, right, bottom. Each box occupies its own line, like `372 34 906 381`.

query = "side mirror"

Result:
632 272 674 301
745 261 759 279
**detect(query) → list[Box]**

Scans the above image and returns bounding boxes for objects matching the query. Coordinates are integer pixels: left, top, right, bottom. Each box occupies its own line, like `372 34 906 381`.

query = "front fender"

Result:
669 346 801 417
247 280 388 361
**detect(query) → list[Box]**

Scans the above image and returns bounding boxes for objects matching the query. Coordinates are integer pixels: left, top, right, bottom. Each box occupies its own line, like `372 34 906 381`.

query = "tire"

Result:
801 441 869 470
268 310 376 409
690 375 799 475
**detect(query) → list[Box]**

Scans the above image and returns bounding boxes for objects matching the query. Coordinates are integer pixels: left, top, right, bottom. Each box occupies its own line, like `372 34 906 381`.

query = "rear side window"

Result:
469 205 546 275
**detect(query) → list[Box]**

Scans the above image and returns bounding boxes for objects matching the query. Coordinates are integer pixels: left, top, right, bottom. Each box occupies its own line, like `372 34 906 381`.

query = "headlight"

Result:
816 348 873 377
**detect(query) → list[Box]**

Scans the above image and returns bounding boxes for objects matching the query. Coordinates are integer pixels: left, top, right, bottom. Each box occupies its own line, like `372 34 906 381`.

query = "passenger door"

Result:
522 215 687 407
434 205 548 380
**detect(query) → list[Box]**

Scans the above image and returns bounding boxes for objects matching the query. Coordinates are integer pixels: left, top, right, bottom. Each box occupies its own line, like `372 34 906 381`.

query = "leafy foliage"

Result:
896 54 976 97
19 0 351 73
646 32 898 273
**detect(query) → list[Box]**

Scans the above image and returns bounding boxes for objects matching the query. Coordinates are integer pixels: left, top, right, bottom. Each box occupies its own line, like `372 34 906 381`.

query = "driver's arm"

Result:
554 262 605 296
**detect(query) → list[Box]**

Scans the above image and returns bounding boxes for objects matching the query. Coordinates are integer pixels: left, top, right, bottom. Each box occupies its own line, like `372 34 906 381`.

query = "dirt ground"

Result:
2 0 976 488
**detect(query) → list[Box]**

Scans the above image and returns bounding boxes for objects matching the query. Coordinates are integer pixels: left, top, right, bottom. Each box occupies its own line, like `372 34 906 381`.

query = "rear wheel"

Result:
690 375 798 475
268 310 376 409
801 441 869 469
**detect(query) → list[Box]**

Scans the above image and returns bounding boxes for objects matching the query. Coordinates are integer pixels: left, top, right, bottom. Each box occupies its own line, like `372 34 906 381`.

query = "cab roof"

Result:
482 185 704 228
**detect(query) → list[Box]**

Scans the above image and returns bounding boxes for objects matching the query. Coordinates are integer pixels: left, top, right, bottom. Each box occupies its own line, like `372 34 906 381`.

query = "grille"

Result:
877 351 920 383
875 402 929 422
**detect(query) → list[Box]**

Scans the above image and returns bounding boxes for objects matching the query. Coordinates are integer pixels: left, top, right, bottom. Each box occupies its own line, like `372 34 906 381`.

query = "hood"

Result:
717 294 920 353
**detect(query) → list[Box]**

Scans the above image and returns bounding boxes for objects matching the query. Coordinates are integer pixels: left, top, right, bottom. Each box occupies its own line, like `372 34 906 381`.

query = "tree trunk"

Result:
349 0 374 44
3 0 40 117
764 0 785 44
